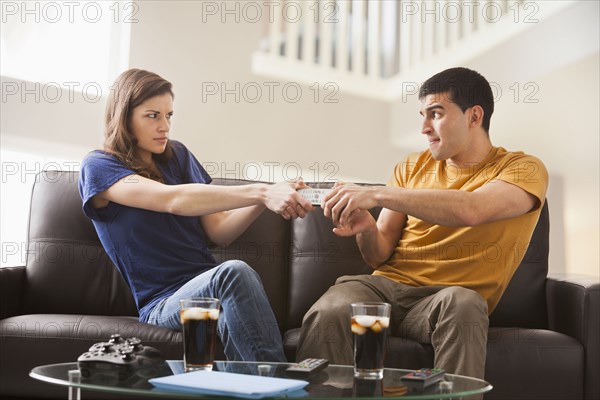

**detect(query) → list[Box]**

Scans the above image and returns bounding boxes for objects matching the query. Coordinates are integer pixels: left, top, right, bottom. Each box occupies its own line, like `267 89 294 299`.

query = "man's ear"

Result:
468 105 484 127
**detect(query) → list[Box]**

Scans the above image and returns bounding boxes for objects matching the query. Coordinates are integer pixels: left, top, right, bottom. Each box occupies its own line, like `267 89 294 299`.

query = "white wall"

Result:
125 1 599 277
1 1 598 278
127 1 397 184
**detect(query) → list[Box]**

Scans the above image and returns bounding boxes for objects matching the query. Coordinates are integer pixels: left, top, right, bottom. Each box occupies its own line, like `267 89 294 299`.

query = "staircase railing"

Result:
252 0 577 100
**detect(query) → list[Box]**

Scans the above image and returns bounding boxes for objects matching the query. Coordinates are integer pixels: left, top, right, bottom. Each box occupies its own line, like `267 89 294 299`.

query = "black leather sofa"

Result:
1 171 598 399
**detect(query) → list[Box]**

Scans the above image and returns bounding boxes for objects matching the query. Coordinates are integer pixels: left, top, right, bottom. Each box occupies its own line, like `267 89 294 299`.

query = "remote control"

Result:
400 368 446 390
297 188 332 206
286 358 329 377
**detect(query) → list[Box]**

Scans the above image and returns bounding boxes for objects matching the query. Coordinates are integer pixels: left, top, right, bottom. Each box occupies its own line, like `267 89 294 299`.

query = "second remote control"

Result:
297 189 332 206
400 368 446 390
286 358 329 376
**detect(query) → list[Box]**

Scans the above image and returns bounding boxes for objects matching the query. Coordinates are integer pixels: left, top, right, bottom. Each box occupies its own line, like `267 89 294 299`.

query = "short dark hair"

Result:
419 67 494 133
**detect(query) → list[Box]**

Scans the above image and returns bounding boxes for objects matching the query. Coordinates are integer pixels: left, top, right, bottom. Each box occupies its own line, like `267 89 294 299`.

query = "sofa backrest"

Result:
22 171 138 316
489 201 550 328
284 192 550 330
22 172 550 330
209 178 292 326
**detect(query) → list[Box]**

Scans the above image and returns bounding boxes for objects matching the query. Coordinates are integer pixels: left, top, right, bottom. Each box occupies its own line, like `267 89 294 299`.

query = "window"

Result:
1 1 132 266
1 0 132 91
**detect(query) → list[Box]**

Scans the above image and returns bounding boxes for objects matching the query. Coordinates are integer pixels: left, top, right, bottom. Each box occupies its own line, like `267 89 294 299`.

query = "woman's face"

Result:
129 93 173 162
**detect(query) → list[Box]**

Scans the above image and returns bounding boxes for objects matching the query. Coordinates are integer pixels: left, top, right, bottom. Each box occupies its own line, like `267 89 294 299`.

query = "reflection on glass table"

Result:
30 360 492 399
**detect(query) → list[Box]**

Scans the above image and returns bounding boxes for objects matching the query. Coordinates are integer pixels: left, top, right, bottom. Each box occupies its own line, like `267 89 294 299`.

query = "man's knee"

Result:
435 287 489 343
302 295 350 343
439 286 488 317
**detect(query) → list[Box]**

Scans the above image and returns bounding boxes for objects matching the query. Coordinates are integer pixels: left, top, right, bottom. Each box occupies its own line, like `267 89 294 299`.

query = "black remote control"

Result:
400 368 446 390
286 358 329 377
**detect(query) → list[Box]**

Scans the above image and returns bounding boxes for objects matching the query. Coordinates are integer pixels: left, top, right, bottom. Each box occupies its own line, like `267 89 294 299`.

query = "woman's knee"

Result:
215 260 259 282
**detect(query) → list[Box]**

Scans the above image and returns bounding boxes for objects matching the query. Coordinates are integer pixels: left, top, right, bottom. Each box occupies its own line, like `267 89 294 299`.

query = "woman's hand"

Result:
264 180 314 220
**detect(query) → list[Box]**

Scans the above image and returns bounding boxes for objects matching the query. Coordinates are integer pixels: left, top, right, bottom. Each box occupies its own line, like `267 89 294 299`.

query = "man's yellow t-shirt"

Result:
373 146 549 314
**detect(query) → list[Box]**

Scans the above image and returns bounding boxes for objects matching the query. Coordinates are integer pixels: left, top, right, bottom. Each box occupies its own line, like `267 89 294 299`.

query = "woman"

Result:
78 68 313 362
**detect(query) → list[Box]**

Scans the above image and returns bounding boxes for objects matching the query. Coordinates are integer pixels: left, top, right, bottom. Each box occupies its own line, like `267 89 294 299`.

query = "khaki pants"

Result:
296 275 489 379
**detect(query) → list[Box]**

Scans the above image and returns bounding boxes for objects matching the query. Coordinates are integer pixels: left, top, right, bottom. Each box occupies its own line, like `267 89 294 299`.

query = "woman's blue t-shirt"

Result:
78 140 217 322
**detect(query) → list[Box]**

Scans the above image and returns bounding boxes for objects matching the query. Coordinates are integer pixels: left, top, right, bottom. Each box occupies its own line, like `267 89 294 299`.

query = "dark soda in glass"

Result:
180 301 220 371
350 302 391 380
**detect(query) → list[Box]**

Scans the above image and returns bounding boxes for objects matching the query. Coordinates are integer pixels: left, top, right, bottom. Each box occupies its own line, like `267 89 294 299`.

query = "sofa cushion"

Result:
484 327 583 400
0 314 182 398
284 326 584 400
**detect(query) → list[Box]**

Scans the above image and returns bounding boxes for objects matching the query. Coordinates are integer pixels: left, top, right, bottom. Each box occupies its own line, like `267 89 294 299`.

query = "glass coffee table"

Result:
31 360 492 399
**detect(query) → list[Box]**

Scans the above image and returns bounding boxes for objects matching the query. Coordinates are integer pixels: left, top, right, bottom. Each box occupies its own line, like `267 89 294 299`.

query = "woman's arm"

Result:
200 206 264 247
91 174 313 219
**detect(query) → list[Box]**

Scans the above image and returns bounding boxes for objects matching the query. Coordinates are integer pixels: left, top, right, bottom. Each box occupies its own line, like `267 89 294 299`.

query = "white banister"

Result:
435 4 446 56
285 0 299 61
302 1 316 64
423 5 435 61
253 0 579 102
412 2 422 67
319 0 333 68
367 0 380 78
399 0 412 73
351 0 365 75
336 0 349 72
268 2 281 56
446 0 460 48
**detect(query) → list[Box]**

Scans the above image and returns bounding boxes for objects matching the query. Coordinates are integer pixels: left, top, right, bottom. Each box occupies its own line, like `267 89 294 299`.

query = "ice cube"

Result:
351 322 367 335
354 315 377 328
181 307 209 321
379 317 390 328
208 308 220 320
370 321 383 333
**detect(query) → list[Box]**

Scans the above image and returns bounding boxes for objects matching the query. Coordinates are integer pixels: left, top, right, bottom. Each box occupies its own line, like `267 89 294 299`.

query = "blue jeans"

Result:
147 260 286 362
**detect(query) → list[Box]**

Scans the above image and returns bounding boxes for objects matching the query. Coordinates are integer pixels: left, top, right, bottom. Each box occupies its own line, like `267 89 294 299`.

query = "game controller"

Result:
298 188 332 206
78 334 168 385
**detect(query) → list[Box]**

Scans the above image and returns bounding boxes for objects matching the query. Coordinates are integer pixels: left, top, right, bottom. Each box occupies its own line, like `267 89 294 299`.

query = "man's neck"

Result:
447 135 494 169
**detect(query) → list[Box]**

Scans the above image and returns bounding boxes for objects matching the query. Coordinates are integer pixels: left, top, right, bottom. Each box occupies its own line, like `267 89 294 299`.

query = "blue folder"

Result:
149 370 309 399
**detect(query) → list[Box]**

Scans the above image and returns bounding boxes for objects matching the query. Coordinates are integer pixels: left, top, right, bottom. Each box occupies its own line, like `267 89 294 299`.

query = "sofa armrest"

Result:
0 266 26 319
547 273 599 400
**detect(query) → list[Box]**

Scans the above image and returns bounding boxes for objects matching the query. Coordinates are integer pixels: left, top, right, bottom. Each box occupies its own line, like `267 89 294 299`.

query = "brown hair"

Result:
104 68 174 182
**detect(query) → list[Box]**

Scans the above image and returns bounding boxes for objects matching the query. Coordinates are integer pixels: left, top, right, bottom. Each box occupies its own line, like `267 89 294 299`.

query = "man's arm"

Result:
352 208 407 268
326 183 407 268
92 174 313 220
324 179 538 228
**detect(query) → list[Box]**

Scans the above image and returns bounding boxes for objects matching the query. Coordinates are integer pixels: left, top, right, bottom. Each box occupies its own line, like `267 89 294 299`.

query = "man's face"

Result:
419 92 471 162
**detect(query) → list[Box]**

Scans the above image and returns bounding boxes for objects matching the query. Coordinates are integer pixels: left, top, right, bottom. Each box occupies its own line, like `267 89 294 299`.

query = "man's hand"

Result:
323 183 379 227
264 180 314 219
332 208 377 237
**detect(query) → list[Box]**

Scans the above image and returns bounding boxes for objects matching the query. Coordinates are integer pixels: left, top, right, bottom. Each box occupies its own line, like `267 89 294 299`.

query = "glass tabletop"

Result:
30 360 492 399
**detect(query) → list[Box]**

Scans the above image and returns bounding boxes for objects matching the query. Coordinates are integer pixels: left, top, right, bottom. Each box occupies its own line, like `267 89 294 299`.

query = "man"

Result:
296 67 548 379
